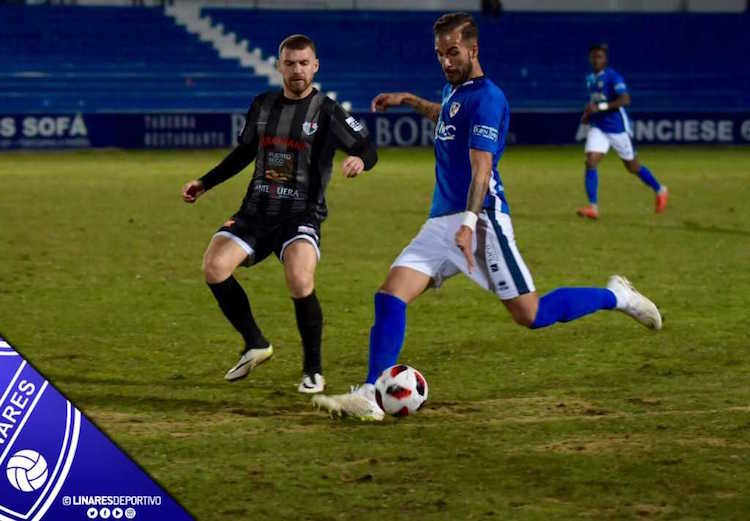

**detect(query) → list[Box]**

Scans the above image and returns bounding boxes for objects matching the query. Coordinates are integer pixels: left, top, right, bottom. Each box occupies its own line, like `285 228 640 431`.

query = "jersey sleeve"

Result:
611 71 628 95
469 93 507 153
199 143 256 190
199 97 260 190
326 101 378 170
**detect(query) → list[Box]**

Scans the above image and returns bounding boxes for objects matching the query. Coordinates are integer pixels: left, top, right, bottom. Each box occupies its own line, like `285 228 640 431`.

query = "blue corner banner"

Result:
0 336 193 521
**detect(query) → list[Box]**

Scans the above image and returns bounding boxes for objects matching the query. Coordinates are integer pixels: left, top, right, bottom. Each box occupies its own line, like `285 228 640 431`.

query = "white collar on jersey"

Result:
446 77 478 100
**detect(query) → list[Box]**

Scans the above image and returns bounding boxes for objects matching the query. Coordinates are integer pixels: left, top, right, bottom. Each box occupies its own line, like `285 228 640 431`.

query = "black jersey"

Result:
200 89 377 222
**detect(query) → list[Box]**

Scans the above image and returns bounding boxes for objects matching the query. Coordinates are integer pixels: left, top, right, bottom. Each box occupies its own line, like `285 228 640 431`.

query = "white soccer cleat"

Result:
607 275 662 330
224 345 273 381
298 373 326 394
312 383 384 421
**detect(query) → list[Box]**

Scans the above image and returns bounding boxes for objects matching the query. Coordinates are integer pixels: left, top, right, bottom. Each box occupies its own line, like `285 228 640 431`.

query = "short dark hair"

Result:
589 43 608 54
278 34 316 57
433 12 479 42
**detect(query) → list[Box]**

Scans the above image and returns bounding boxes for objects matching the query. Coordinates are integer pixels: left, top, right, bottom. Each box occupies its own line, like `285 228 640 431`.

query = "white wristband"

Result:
461 211 478 231
597 102 609 111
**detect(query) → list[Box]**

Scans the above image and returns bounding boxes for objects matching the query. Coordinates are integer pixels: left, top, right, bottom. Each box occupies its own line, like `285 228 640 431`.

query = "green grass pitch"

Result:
1 145 749 520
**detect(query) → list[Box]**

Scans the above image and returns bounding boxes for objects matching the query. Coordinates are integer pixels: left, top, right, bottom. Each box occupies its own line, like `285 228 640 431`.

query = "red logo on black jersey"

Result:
262 135 308 151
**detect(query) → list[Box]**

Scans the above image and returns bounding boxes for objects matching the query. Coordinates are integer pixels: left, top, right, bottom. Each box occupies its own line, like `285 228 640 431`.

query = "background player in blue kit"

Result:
577 43 669 219
313 13 663 421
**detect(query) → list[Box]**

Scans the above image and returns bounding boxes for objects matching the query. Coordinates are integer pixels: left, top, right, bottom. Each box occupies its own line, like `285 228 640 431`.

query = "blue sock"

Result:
530 287 616 329
585 168 598 204
636 165 661 192
365 292 407 384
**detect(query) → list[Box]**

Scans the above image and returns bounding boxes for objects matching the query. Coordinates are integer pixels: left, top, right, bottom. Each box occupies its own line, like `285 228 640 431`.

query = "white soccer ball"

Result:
6 449 48 492
375 364 428 417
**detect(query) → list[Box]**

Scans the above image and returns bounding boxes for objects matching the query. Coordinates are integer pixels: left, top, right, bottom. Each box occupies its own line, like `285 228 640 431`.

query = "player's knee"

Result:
288 279 314 299
585 158 597 169
202 255 232 284
286 270 314 299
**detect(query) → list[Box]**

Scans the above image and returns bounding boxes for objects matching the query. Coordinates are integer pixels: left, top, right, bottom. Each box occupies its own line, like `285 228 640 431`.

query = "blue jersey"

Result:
586 67 631 134
430 76 510 218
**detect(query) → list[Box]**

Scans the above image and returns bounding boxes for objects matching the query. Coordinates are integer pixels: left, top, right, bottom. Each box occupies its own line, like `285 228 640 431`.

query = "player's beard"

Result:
285 76 312 96
445 62 473 86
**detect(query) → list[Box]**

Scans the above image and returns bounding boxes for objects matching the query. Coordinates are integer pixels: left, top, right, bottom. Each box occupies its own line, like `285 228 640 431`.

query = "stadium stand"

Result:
2 4 748 113
204 8 750 111
0 4 269 112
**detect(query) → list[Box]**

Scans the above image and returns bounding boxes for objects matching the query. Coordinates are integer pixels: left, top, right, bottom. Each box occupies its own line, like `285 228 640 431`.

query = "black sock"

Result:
208 276 268 350
293 291 323 375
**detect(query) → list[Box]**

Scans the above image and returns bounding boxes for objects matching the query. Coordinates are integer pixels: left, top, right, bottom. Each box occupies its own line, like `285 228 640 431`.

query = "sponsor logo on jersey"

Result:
261 135 307 151
302 121 318 135
435 120 456 141
472 124 498 142
449 102 461 118
266 150 293 167
345 116 364 132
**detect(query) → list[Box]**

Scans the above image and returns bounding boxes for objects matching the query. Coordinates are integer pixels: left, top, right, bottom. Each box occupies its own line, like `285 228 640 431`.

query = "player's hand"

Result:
455 225 475 273
181 180 205 203
371 92 410 112
341 156 365 178
341 156 365 177
586 102 598 113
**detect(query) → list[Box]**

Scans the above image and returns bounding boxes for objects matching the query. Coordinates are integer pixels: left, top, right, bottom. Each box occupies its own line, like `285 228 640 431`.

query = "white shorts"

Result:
584 126 635 161
392 210 535 300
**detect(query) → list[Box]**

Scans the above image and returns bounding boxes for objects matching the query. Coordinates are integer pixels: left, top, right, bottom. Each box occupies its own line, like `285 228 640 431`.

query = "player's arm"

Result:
182 100 261 203
328 101 378 178
455 149 493 272
588 92 631 115
581 79 592 123
181 143 257 202
371 92 440 123
455 95 507 271
587 75 630 116
466 149 493 214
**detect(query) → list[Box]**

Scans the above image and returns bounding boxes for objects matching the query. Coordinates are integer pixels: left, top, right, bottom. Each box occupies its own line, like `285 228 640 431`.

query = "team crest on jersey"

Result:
597 81 604 88
302 121 318 136
449 102 461 118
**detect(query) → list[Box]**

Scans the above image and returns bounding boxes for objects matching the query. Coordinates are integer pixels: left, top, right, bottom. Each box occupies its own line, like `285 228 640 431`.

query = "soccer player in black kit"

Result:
181 35 377 393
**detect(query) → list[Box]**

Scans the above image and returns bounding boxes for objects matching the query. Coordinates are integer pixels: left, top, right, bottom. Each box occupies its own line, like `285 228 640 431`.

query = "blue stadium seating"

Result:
204 8 750 111
1 5 748 113
0 4 269 112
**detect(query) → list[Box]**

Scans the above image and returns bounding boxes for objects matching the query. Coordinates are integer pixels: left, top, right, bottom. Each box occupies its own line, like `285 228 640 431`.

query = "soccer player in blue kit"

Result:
313 13 662 420
577 43 668 219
